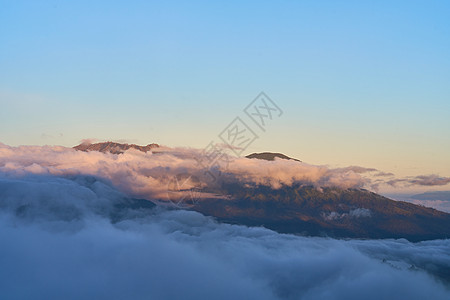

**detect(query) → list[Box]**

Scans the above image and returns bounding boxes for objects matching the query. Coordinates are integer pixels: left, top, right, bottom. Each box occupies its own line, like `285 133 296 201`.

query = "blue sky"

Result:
1 0 449 178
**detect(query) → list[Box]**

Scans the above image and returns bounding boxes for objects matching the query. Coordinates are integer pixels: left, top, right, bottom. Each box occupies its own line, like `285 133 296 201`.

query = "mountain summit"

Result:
74 141 159 154
245 152 301 162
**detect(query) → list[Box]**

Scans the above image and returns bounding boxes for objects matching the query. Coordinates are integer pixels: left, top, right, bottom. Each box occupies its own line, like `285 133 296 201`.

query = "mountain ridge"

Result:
191 184 450 242
74 141 159 154
245 152 301 162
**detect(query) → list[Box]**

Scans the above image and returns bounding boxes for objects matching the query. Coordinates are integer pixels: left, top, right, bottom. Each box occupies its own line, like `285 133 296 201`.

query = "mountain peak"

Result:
245 152 301 162
73 141 159 154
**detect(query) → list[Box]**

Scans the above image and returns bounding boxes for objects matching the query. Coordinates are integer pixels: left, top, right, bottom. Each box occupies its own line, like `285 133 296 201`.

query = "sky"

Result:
1 0 449 181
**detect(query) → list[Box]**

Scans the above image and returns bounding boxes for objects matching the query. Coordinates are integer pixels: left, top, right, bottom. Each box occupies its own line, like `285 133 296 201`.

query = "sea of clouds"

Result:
1 144 450 299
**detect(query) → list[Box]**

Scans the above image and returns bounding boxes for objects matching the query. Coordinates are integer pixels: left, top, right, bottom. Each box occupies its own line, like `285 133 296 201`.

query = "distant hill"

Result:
411 191 450 201
245 152 301 162
74 141 159 154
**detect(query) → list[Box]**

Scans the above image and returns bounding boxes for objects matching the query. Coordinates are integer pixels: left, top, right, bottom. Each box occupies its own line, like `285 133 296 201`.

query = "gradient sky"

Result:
1 0 449 181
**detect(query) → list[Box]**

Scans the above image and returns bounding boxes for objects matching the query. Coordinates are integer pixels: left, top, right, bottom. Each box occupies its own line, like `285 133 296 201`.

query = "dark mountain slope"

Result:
193 184 450 242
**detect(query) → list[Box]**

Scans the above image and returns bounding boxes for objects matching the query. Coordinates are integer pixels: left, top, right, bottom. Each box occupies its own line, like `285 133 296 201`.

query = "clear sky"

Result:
1 0 449 179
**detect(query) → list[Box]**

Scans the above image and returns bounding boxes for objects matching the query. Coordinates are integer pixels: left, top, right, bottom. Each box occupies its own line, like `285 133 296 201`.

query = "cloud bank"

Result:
0 144 382 202
1 143 448 203
0 174 449 300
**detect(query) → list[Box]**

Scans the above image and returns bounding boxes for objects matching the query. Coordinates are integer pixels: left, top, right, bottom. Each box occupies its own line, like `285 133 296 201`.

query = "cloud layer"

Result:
0 174 449 300
0 144 383 201
1 143 449 203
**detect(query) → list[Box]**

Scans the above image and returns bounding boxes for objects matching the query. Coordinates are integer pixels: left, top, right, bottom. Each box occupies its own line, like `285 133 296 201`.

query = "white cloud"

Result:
0 174 449 299
0 144 375 202
322 208 372 221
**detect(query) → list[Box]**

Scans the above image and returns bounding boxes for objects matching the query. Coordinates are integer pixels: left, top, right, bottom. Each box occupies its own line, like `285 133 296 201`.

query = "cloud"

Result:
0 144 376 202
219 157 372 190
374 172 395 177
387 175 450 187
0 174 449 299
322 208 372 221
336 166 378 174
410 175 450 186
1 142 450 204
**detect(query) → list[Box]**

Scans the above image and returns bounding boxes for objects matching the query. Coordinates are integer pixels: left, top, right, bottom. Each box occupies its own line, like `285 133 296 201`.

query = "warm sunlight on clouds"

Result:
1 143 448 202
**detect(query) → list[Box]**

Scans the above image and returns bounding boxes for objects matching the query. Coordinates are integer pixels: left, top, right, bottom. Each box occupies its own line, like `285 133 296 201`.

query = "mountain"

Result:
192 184 450 242
72 142 450 241
245 152 301 162
74 141 159 154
